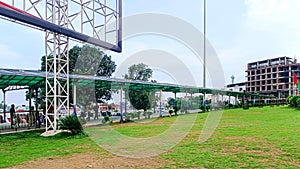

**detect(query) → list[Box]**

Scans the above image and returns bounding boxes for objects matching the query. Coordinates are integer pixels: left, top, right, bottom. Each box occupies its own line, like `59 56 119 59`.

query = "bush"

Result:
143 111 153 119
104 116 110 122
243 102 249 110
290 96 300 108
296 98 300 109
59 115 83 135
287 95 293 106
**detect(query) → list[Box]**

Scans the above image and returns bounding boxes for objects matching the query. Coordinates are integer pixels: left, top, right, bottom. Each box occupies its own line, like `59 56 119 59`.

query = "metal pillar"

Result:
190 93 193 110
124 90 127 114
185 91 188 113
73 81 77 117
203 92 206 107
35 89 40 128
28 88 32 128
45 0 70 132
159 90 162 117
2 89 6 122
203 0 207 88
228 94 231 108
120 87 123 123
153 91 156 114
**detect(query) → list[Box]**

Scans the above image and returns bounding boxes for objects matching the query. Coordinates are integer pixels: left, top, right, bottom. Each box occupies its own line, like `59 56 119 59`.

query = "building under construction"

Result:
246 56 300 98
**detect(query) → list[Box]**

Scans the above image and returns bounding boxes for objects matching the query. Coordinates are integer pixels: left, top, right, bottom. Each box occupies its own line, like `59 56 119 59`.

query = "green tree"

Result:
167 97 181 115
41 45 116 105
124 63 153 81
125 63 154 115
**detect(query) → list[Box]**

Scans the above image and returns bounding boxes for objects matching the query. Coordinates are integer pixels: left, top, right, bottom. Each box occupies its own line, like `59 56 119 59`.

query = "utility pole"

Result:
203 0 207 88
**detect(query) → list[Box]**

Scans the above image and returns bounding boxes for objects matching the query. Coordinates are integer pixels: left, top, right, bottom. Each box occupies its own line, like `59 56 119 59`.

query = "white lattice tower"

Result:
45 0 69 131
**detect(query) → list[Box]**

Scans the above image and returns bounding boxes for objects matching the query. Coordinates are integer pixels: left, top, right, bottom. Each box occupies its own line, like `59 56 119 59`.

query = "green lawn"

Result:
0 106 299 168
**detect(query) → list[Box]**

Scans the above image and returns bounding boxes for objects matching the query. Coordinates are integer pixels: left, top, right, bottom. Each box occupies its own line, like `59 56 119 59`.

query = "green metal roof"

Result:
0 68 45 89
0 68 272 98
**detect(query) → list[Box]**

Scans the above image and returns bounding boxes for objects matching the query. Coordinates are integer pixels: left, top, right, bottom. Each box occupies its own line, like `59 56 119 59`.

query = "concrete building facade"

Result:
226 82 246 92
246 56 300 98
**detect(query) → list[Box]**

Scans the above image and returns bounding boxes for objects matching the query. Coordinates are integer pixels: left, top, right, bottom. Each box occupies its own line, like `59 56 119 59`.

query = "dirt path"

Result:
6 153 166 169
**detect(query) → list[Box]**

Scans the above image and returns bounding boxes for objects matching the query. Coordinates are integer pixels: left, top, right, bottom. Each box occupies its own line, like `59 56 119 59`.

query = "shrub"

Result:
143 111 153 119
287 95 293 106
290 96 300 108
136 111 143 120
59 115 83 135
124 112 134 121
243 102 249 110
104 116 110 122
296 98 300 109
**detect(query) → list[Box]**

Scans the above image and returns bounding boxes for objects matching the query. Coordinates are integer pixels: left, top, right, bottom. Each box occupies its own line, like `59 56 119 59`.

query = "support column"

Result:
221 94 224 108
120 87 123 123
217 93 220 107
190 93 193 110
3 89 6 122
185 91 188 114
73 81 77 117
153 91 156 114
28 88 32 128
228 94 231 109
203 92 206 112
35 89 39 128
45 0 70 132
124 89 127 114
159 90 162 117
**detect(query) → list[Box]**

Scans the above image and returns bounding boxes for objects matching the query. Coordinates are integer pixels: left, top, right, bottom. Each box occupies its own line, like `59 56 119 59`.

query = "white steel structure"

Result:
0 0 122 132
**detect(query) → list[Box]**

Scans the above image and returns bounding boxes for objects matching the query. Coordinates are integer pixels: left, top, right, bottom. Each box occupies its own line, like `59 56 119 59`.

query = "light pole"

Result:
203 0 206 88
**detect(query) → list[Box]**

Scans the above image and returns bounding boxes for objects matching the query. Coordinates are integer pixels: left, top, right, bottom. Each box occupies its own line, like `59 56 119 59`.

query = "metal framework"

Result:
45 0 70 131
0 0 121 132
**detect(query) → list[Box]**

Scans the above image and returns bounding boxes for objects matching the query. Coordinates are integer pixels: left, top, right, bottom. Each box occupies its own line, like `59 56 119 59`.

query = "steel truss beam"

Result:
0 0 122 132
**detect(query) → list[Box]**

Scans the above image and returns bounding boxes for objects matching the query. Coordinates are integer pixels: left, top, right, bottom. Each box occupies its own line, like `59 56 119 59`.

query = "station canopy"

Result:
0 68 270 98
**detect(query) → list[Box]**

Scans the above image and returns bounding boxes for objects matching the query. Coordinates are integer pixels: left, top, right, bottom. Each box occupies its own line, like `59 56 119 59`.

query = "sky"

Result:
1 0 300 105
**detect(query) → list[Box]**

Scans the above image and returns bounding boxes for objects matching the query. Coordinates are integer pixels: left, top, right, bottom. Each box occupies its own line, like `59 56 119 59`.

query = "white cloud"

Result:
245 0 300 31
0 44 21 58
0 44 23 68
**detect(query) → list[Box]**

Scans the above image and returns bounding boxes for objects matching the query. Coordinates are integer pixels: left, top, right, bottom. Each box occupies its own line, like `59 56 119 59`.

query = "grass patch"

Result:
0 131 106 168
161 106 300 168
113 116 177 137
0 106 299 168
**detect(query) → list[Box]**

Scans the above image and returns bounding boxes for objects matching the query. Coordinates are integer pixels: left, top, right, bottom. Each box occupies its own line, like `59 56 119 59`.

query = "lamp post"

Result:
203 0 206 88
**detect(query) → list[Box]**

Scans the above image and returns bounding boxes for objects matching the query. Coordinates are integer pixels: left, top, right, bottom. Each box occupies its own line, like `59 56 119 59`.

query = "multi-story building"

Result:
226 82 246 92
246 56 300 98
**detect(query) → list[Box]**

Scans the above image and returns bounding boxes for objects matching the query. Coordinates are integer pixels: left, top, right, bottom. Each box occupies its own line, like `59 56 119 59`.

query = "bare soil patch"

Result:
5 153 165 169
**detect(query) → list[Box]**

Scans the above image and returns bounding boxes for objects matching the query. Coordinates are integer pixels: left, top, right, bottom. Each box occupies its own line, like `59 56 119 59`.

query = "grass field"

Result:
0 106 299 168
